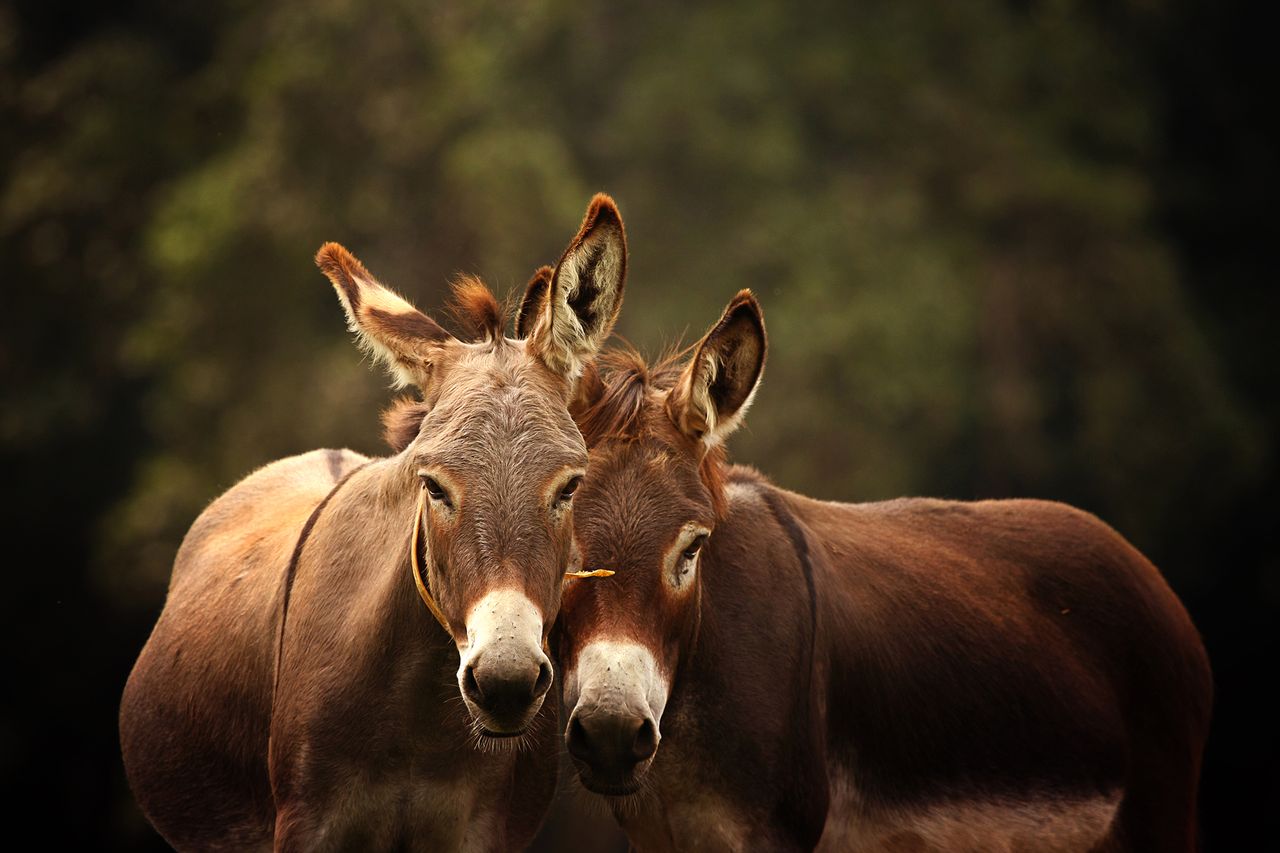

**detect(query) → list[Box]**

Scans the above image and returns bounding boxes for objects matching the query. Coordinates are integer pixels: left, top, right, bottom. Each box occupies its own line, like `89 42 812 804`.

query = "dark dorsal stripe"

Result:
756 484 830 840
324 448 348 482
759 488 819 670
270 461 373 710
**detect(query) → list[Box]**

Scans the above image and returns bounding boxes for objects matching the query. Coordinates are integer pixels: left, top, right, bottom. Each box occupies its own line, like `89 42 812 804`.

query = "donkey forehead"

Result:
576 443 711 555
420 348 586 466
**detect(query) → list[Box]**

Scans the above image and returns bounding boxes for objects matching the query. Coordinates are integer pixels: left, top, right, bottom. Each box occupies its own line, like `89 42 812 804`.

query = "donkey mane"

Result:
574 345 730 518
447 274 505 342
382 398 434 453
380 277 509 452
573 346 683 446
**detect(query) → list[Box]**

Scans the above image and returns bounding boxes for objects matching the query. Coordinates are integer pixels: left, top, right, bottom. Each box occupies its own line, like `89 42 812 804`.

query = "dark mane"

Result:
574 346 685 446
575 344 729 518
382 397 432 453
447 274 506 342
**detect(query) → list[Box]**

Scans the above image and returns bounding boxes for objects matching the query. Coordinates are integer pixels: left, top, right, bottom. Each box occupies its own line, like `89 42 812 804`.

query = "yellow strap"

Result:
410 485 453 637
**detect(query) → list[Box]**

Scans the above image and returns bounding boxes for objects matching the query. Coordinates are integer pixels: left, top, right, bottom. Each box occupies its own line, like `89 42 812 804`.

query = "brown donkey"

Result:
120 195 628 851
550 293 1212 851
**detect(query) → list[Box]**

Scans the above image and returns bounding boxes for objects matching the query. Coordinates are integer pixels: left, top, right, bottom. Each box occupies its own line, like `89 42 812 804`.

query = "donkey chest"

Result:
615 754 787 853
404 772 506 852
618 792 753 853
304 763 509 852
615 714 821 851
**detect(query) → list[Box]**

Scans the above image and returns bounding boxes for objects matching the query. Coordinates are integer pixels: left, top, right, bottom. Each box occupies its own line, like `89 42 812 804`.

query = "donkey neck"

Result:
691 471 819 687
273 458 466 740
616 471 829 848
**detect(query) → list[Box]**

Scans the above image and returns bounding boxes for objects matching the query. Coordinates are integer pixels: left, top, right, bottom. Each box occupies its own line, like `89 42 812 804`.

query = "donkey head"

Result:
317 195 626 737
553 291 766 794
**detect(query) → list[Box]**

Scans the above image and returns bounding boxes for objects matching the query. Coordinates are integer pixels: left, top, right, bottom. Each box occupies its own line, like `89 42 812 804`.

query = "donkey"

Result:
120 194 629 851
548 292 1213 852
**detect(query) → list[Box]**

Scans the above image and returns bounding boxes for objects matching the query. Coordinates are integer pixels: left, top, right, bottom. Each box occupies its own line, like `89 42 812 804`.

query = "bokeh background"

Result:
3 0 1274 848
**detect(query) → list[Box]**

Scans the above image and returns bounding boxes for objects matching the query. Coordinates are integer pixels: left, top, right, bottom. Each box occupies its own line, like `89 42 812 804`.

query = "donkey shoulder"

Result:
171 447 370 589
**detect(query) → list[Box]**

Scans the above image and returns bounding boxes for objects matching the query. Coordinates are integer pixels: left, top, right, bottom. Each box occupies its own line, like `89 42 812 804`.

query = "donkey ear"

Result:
515 265 553 339
527 194 627 380
667 290 767 447
316 243 455 389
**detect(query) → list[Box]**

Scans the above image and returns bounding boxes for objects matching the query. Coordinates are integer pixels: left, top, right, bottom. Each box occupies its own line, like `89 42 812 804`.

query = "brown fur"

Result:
381 397 432 453
666 290 766 443
556 296 1212 852
447 273 505 341
574 347 682 445
315 242 371 312
121 196 630 851
571 343 735 521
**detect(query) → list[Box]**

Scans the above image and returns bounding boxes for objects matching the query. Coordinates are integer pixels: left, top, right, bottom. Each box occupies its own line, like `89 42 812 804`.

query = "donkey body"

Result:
554 294 1212 852
121 196 629 851
123 447 560 851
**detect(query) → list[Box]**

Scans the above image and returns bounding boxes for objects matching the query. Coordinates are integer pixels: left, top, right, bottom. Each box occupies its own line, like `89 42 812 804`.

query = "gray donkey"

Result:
121 195 628 851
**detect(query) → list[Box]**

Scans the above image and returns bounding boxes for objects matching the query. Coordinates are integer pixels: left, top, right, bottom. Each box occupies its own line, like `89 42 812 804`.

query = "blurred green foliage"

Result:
2 0 1275 848
8 0 1264 598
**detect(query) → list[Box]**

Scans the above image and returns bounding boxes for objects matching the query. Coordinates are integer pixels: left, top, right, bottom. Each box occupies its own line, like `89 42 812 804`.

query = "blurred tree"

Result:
1 0 1273 848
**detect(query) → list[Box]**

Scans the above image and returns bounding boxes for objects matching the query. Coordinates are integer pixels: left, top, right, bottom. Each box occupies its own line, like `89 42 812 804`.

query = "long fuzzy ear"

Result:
515 265 553 339
667 290 767 447
316 243 455 388
527 194 627 380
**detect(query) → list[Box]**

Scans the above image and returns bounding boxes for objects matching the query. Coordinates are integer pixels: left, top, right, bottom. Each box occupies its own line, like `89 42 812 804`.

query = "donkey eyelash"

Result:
557 475 584 504
420 475 454 510
681 534 708 562
549 471 586 510
667 526 711 591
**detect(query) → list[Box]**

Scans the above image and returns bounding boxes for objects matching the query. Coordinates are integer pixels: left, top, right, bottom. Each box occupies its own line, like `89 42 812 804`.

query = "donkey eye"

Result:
557 476 583 506
682 535 708 562
421 476 453 509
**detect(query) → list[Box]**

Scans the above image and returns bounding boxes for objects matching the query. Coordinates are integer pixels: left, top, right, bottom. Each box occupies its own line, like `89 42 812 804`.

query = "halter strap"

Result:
410 484 453 636
410 484 615 634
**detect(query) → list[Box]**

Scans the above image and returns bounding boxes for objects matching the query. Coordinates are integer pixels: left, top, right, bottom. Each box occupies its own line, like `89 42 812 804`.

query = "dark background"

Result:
2 0 1274 848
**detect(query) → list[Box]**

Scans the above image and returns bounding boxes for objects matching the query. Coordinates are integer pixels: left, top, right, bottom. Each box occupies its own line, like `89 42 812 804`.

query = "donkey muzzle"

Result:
566 706 659 792
457 589 551 734
461 650 553 731
562 639 670 794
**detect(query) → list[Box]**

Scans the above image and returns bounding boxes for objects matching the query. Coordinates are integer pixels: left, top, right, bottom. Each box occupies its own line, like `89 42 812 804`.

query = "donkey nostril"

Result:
462 664 483 702
632 718 658 763
566 712 656 771
532 660 553 699
566 716 591 762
